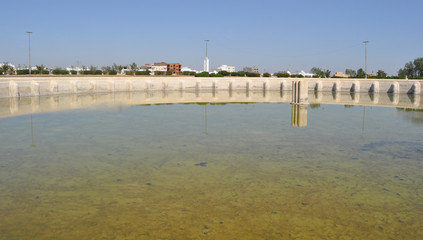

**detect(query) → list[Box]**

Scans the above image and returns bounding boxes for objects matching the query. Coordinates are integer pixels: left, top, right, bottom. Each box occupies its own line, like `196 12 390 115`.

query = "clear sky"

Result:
1 0 422 75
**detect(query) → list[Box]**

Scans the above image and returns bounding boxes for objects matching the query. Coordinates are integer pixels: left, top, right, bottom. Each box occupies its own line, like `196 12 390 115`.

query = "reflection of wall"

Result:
308 92 421 107
0 91 422 119
291 104 308 127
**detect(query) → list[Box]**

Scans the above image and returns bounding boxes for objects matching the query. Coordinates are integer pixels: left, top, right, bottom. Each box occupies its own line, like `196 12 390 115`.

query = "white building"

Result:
181 67 194 72
216 65 235 72
285 70 314 78
66 66 83 72
204 57 209 72
298 70 314 78
151 65 167 72
121 69 131 74
0 63 16 69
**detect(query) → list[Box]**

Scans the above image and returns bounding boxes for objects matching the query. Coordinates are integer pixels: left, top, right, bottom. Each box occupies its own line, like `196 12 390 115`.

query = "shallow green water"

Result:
0 100 422 239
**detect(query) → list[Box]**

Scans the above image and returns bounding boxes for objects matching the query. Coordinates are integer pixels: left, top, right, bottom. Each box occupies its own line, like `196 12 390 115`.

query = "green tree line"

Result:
398 57 423 78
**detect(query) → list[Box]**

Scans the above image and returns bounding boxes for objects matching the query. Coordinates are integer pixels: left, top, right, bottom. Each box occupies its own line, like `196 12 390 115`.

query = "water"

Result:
0 92 422 239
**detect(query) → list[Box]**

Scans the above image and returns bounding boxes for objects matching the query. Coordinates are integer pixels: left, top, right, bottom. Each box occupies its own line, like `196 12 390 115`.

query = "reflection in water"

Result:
291 104 308 127
350 92 355 101
0 91 422 119
30 113 35 148
369 92 375 102
2 91 423 132
361 106 366 141
0 98 423 239
408 93 416 105
396 108 423 125
309 103 321 109
205 105 208 135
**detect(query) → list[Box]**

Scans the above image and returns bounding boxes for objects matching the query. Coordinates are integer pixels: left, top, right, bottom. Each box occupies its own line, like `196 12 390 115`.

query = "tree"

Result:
1 63 10 73
398 68 407 78
397 57 423 78
325 70 331 78
218 71 230 76
36 65 45 71
275 72 290 78
210 73 224 77
345 69 357 78
246 72 260 77
111 63 119 71
195 72 210 77
310 67 325 78
237 71 246 77
154 71 165 75
413 57 423 77
35 64 48 74
1 63 15 75
130 62 137 71
398 61 414 78
182 71 195 76
376 70 387 78
357 68 365 78
101 66 111 72
405 61 415 76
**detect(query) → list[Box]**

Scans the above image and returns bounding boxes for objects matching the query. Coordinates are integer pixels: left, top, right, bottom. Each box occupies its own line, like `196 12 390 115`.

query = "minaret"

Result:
204 40 210 72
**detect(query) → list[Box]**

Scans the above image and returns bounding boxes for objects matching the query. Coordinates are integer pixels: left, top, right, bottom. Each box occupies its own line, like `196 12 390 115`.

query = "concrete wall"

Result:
0 76 422 98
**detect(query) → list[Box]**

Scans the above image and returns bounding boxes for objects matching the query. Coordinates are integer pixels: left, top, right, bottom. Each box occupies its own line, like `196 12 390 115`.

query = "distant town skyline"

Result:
1 0 422 75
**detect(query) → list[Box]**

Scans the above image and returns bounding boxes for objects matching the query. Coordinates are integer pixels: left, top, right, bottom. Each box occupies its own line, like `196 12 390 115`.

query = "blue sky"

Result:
1 0 422 75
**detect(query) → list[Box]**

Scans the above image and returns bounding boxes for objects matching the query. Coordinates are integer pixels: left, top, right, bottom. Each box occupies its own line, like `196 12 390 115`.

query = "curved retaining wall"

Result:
0 77 422 98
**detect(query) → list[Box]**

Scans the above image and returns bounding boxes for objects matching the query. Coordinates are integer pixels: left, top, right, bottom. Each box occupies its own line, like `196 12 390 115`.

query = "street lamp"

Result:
205 40 210 57
26 32 33 74
363 41 369 79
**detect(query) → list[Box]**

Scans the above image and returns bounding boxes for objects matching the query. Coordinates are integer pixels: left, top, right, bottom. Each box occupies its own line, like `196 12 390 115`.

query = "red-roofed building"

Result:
152 62 181 74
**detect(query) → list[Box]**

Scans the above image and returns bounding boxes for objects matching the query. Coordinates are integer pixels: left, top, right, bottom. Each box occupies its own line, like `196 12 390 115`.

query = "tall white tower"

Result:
204 40 210 72
204 57 209 72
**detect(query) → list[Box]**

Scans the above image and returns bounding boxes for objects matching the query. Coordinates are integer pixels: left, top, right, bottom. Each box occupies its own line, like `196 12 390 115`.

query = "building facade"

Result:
151 63 167 72
333 72 350 78
243 67 259 73
217 65 236 73
167 63 181 74
151 62 181 74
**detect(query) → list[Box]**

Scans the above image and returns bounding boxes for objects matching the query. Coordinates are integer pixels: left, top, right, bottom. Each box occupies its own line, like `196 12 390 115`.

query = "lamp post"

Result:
205 40 209 58
363 41 368 79
26 32 33 74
